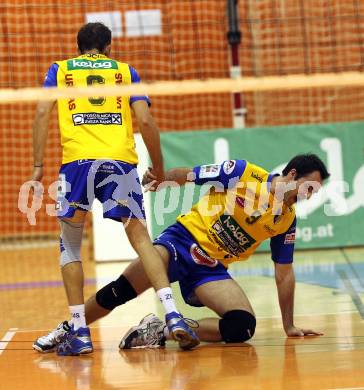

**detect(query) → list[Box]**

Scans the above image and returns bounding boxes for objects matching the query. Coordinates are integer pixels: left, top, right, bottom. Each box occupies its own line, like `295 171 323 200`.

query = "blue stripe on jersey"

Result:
43 62 151 106
193 160 247 189
128 65 151 106
270 217 296 264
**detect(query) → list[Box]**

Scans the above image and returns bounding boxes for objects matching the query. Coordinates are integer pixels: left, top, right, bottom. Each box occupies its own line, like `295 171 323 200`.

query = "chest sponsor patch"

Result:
212 215 256 255
72 113 122 126
190 244 218 267
199 164 221 179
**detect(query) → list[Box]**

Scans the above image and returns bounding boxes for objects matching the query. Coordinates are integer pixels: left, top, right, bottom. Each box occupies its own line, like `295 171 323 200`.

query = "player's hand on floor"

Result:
286 326 324 337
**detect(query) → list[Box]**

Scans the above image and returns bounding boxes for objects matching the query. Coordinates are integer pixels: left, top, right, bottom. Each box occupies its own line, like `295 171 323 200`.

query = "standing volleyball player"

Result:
31 23 198 355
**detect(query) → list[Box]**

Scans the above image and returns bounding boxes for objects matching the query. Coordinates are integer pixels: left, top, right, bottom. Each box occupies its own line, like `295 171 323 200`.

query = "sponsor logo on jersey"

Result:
199 164 221 179
190 244 218 267
211 222 241 256
212 215 256 255
67 59 118 70
251 172 263 183
72 113 122 126
284 232 296 244
223 160 236 175
221 215 256 249
264 224 276 235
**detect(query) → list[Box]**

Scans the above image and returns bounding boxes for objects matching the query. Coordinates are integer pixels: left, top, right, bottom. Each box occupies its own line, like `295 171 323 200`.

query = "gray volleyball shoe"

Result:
119 314 166 349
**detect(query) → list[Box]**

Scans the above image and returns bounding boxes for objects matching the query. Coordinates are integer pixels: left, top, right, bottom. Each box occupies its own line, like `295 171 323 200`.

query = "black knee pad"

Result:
219 310 256 343
96 274 137 311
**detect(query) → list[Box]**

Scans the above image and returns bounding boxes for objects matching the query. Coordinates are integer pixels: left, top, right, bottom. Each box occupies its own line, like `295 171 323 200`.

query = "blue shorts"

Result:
57 159 145 221
153 222 232 307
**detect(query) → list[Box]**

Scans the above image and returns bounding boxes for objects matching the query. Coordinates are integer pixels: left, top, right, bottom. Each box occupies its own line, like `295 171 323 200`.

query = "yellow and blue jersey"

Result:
177 160 296 267
44 53 150 164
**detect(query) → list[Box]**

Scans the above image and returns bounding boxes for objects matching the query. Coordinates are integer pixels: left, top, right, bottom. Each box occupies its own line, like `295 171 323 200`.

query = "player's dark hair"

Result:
282 154 330 180
77 23 112 54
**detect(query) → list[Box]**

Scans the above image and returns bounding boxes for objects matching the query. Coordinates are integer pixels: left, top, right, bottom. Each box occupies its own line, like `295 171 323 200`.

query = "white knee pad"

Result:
59 219 84 267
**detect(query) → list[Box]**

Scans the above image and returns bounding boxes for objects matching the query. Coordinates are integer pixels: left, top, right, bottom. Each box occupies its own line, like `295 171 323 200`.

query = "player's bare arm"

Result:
274 262 323 337
32 100 55 182
132 100 164 183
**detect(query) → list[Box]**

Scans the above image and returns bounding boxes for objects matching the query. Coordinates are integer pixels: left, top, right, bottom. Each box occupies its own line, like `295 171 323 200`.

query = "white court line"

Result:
0 328 18 355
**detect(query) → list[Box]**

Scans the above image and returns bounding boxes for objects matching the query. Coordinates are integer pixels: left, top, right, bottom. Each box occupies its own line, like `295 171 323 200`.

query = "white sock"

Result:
69 304 86 330
157 287 178 315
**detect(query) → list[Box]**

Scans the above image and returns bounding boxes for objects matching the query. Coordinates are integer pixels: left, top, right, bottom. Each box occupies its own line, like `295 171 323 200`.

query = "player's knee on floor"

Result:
95 274 137 310
59 219 84 267
219 310 256 343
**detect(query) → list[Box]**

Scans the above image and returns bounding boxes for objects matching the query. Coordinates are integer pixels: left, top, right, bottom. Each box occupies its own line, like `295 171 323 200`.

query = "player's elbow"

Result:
35 101 54 119
35 108 48 120
138 115 154 131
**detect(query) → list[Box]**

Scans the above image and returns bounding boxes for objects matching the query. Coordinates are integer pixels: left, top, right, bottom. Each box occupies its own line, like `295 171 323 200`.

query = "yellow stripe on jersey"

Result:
177 160 296 267
55 54 138 164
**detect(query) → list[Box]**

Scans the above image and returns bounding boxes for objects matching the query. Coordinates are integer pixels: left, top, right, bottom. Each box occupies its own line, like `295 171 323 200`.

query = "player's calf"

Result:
219 310 256 343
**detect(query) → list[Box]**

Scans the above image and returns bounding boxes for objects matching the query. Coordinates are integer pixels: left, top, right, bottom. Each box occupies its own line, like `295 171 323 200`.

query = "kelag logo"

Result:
67 59 118 70
220 215 256 250
211 216 256 256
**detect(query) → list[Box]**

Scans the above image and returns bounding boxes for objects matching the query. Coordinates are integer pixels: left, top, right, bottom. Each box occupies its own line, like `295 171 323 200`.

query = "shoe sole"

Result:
57 346 93 356
170 328 200 350
32 343 56 353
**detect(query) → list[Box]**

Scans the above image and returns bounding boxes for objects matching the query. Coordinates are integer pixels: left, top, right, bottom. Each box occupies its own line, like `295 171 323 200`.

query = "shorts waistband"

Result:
175 222 199 243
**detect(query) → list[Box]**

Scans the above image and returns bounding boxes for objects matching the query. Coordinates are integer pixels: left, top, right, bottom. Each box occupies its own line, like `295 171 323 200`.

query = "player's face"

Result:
284 170 323 206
